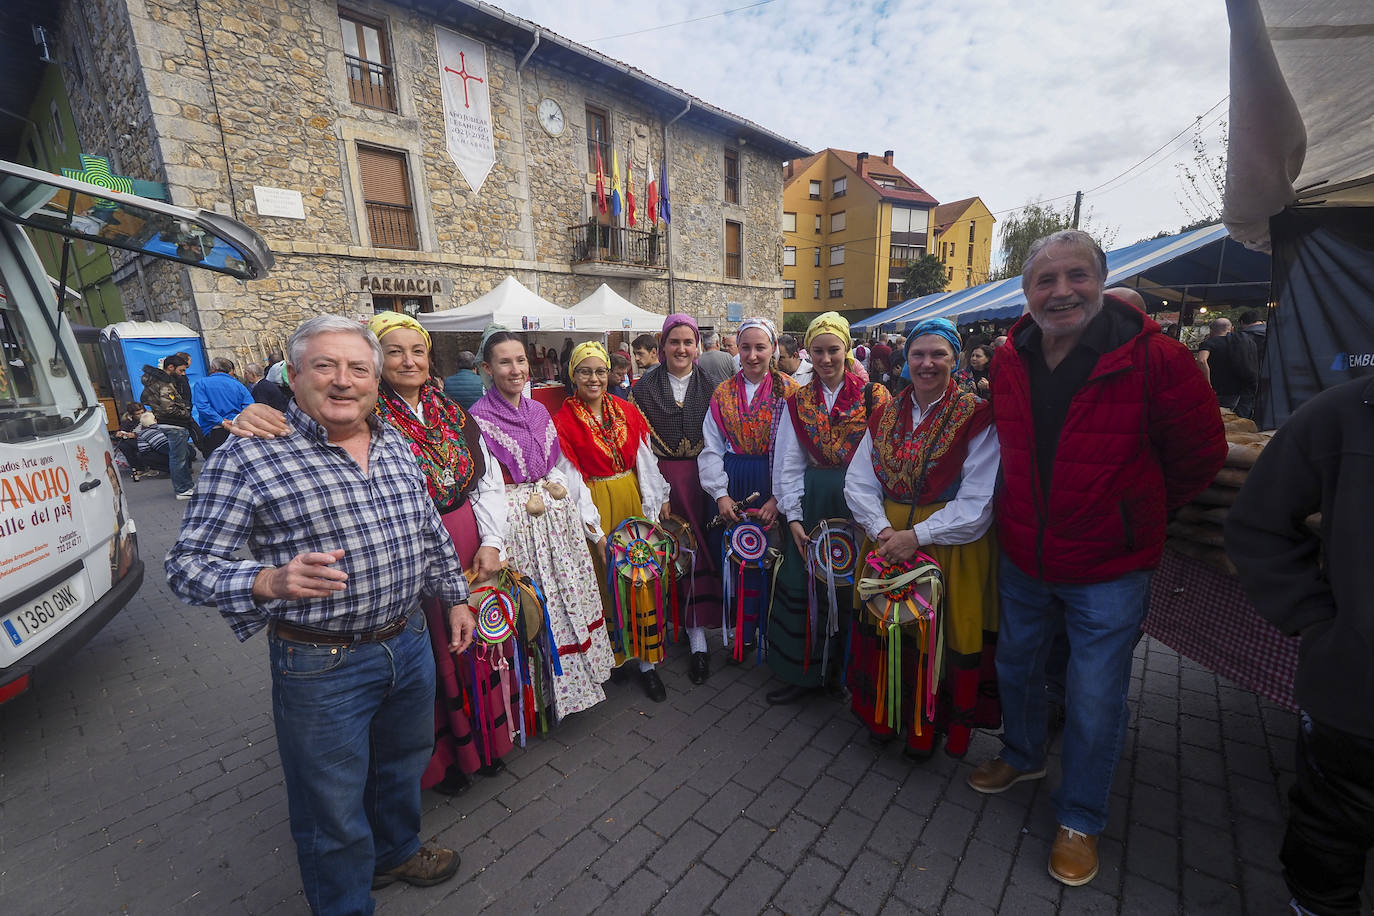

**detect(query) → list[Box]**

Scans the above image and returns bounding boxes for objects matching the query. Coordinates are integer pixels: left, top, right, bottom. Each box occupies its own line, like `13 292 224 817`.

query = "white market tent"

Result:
568 284 665 332
416 276 572 332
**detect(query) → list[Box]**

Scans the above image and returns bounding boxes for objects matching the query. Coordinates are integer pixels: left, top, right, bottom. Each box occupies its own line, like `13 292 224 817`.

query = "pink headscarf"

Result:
660 312 699 344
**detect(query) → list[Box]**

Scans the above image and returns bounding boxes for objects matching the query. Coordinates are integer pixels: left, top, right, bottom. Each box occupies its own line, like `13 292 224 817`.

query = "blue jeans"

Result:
161 425 193 493
269 612 434 916
995 555 1151 835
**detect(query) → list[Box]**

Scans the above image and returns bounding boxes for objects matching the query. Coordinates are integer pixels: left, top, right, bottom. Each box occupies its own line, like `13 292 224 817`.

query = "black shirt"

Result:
1198 335 1245 396
1016 307 1138 499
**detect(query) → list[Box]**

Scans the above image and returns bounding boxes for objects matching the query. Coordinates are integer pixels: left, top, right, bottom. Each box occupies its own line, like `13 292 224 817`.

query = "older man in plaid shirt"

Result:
167 315 476 916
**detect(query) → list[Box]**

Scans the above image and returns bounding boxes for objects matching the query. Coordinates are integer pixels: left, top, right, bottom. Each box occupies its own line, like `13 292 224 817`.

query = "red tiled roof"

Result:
931 197 979 233
826 149 939 207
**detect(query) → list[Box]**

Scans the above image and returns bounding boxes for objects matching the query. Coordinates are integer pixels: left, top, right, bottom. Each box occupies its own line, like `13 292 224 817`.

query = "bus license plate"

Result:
3 580 84 648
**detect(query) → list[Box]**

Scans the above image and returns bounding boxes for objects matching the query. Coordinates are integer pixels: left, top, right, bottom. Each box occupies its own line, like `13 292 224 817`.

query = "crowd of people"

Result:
163 229 1291 913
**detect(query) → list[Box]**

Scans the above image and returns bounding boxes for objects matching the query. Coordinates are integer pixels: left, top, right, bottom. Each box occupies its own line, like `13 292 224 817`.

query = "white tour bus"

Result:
0 159 272 703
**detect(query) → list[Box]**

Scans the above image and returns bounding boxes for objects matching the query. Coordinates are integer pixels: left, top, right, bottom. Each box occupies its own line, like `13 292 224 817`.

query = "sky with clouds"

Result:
495 0 1232 255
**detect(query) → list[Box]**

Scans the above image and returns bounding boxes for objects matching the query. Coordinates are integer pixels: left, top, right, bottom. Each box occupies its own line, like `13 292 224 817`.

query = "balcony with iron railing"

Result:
568 223 668 279
366 202 418 250
345 54 396 111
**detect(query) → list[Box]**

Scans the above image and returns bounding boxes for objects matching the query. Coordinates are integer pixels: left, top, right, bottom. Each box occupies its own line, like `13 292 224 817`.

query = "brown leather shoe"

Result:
966 757 1047 794
373 844 460 889
1049 826 1099 886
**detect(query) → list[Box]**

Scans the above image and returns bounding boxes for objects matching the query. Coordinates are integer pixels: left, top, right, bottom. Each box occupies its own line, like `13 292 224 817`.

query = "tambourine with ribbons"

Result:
856 550 945 736
803 518 860 675
460 575 528 760
721 512 783 663
605 516 680 654
656 513 697 581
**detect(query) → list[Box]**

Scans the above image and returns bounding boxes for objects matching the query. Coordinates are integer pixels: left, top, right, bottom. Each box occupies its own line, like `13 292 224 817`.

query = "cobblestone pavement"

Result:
0 471 1354 915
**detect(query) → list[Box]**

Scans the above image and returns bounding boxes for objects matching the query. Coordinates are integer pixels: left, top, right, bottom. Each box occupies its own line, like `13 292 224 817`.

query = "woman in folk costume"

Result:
468 328 615 720
552 342 673 702
765 312 891 705
843 317 1001 760
628 314 730 685
228 312 516 796
699 316 800 664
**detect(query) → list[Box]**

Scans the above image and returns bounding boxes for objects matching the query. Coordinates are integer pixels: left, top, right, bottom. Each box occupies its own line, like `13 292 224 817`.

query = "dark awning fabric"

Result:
1264 207 1374 426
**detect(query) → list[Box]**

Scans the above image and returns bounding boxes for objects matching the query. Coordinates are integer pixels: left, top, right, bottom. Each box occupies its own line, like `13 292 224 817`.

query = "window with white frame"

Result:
832 177 846 198
783 246 796 266
783 279 796 299
782 211 796 233
831 211 845 232
829 245 844 266
828 277 843 298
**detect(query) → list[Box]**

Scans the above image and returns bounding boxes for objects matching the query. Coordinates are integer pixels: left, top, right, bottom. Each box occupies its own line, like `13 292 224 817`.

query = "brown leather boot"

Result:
1049 826 1099 886
373 844 461 889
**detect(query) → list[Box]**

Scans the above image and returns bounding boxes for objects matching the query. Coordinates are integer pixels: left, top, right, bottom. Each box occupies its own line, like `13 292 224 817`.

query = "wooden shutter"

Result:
358 147 410 206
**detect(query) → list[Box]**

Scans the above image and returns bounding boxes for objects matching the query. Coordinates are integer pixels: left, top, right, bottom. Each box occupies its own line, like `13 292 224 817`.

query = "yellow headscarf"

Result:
804 311 851 352
569 340 610 372
368 311 431 348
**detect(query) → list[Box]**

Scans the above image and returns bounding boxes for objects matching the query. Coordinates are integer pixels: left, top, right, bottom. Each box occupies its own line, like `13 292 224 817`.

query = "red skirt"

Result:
659 458 725 630
420 499 515 789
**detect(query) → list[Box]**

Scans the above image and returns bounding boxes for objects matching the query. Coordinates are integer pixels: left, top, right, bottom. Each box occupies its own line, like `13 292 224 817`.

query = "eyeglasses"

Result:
574 367 610 380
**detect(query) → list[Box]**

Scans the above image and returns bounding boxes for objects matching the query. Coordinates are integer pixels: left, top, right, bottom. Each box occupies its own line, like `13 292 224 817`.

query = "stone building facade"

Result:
32 0 807 366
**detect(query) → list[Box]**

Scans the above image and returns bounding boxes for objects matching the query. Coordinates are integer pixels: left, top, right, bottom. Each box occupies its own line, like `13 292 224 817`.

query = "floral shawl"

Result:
708 370 800 456
375 379 484 512
787 371 890 469
868 379 991 503
553 394 650 480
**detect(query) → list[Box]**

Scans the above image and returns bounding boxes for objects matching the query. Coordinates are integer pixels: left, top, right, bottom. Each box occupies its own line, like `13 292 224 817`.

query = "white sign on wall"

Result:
252 186 305 219
435 28 495 194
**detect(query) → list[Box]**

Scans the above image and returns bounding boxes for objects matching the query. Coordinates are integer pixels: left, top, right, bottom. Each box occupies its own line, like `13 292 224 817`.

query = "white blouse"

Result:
697 377 762 501
772 380 843 523
843 393 1001 546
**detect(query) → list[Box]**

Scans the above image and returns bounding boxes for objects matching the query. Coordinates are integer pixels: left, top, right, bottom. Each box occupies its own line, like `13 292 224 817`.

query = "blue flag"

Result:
659 159 671 225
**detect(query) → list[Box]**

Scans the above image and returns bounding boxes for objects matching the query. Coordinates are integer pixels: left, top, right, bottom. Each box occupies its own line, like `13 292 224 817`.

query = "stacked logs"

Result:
1165 410 1274 575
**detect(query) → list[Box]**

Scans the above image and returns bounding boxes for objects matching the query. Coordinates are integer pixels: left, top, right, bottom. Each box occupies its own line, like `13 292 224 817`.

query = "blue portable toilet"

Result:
99 321 209 414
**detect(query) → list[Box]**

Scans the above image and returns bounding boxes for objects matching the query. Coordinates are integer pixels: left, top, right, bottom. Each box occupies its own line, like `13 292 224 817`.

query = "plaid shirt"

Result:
165 401 468 641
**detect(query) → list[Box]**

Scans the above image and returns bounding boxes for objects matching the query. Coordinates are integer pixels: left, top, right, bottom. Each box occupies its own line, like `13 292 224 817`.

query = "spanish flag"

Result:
647 162 658 227
610 149 623 218
594 146 607 214
626 155 637 227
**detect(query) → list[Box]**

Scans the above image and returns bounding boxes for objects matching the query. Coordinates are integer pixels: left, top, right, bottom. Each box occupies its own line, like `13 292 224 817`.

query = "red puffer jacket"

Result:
992 299 1226 583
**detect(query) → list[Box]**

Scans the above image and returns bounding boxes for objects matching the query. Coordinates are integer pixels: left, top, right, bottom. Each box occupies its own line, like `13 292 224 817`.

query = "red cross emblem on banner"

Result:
443 51 485 108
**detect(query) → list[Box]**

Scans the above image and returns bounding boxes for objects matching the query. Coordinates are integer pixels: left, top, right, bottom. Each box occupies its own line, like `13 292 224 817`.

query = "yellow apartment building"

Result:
930 197 996 292
781 149 939 320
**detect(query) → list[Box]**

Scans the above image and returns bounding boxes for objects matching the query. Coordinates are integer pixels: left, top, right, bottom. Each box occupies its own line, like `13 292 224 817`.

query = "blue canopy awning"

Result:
857 223 1271 333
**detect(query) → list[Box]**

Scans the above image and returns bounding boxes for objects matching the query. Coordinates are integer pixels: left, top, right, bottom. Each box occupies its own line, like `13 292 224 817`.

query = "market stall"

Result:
1143 0 1374 711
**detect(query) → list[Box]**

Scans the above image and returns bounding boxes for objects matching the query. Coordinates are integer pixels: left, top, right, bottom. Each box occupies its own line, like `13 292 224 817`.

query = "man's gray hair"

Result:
1210 317 1233 334
702 330 719 350
1021 229 1108 289
287 315 382 374
209 356 235 374
454 350 476 371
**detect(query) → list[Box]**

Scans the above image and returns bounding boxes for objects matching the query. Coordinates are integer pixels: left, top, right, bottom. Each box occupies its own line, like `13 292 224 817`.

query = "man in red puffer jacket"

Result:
966 230 1225 888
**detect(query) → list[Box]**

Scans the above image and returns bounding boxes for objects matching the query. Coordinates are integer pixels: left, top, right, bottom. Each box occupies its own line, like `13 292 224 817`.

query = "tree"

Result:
988 199 1118 281
1175 117 1227 225
899 253 949 300
782 312 809 334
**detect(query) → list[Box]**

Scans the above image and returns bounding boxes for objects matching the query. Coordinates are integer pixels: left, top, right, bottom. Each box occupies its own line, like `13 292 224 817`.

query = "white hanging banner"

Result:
435 27 494 193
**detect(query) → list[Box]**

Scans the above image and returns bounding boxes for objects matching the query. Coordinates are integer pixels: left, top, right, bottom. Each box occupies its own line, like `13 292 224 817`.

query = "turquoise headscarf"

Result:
905 318 961 358
901 318 962 380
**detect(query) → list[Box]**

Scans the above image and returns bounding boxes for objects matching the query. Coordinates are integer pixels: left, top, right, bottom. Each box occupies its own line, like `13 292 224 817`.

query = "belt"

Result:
591 470 634 483
270 612 413 645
